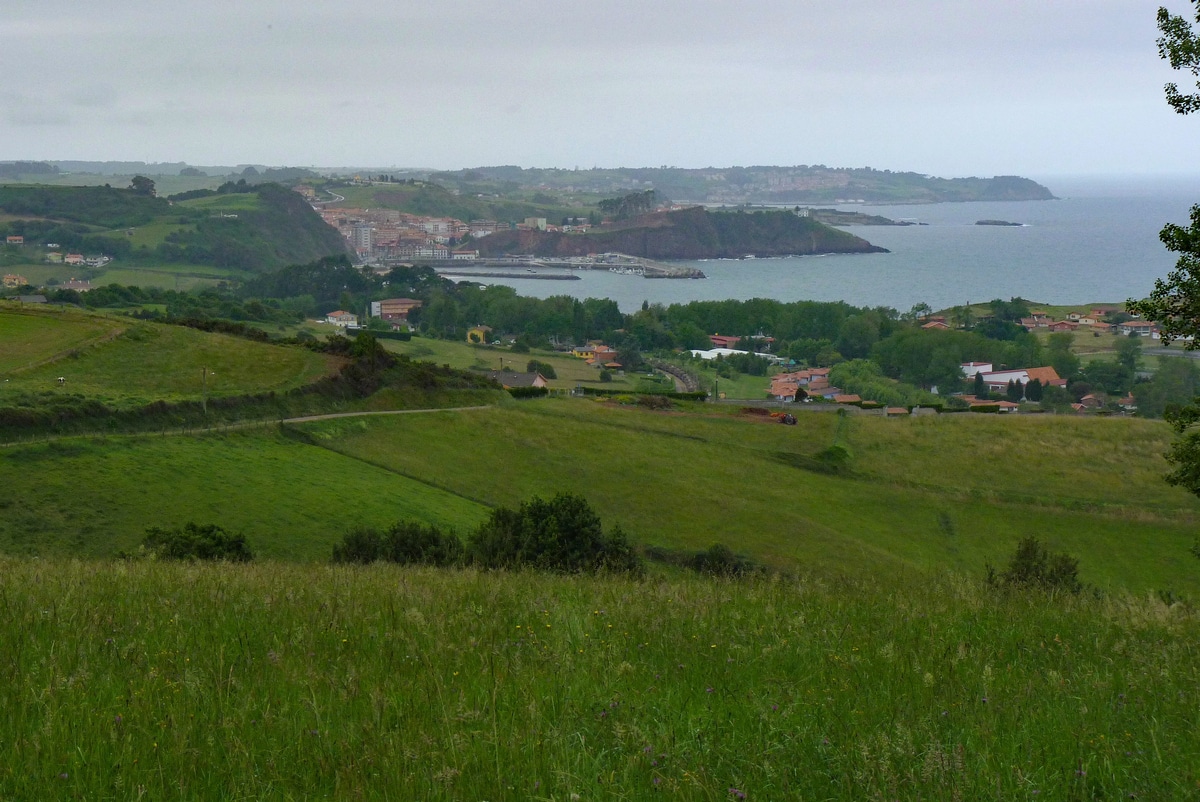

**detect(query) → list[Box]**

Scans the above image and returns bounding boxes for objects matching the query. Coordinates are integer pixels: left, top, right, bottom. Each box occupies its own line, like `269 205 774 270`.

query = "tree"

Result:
1116 332 1143 373
129 175 156 197
1158 3 1200 114
1005 379 1023 402
1134 356 1200 417
973 371 986 397
1025 378 1044 402
1128 5 1200 496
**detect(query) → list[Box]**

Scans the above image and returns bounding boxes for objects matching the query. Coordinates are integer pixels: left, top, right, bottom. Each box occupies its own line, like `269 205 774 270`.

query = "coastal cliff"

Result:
473 207 887 259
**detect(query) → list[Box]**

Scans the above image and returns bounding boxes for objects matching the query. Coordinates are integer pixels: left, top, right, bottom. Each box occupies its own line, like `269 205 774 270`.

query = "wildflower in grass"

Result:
728 787 747 799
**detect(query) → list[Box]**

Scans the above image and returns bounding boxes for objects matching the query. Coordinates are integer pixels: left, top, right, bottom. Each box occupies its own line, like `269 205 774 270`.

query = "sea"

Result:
439 175 1200 313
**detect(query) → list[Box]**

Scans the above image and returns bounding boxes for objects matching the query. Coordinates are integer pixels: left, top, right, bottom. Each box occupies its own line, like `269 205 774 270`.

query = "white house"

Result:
960 362 993 378
325 310 358 327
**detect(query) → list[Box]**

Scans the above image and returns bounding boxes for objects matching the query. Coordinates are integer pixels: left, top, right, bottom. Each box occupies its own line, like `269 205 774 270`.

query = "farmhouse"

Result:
485 370 547 389
467 325 493 344
325 310 358 327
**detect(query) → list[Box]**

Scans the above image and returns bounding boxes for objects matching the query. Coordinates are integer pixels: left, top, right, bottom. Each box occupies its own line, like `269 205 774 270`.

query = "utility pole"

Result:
201 367 210 415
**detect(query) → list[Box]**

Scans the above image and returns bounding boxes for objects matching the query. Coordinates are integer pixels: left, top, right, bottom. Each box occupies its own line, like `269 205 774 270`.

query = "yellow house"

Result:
571 345 597 359
467 325 492 344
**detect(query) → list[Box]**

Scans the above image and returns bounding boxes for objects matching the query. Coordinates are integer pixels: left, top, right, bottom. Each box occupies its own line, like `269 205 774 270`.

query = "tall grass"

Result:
0 559 1196 799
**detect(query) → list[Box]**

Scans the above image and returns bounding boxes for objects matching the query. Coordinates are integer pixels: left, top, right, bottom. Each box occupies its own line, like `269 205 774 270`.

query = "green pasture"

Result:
91 264 239 290
0 173 224 196
0 311 337 406
0 428 489 559
177 192 266 212
295 399 1200 594
381 337 640 390
1 560 1197 799
120 218 192 249
0 306 126 373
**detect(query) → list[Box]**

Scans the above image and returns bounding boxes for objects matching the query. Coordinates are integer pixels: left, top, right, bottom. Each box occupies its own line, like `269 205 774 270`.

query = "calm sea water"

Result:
443 175 1200 313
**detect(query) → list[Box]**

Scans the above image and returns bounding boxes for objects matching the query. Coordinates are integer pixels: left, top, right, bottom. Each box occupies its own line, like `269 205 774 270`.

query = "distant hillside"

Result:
326 181 581 224
0 183 347 272
473 207 887 259
426 166 1056 205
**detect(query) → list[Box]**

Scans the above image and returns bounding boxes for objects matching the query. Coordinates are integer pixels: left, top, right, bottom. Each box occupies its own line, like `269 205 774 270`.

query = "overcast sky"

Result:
2 0 1197 177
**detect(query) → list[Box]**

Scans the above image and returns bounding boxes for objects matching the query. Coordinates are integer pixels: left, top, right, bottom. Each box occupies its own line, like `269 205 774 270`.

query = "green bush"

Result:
526 359 557 379
508 386 549 399
986 537 1082 594
332 522 463 566
140 522 254 562
468 492 642 574
692 543 757 576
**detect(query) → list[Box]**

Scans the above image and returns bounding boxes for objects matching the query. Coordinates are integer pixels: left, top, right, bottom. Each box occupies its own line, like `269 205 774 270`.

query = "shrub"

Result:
692 543 757 576
468 492 642 574
599 369 613 383
636 394 673 410
332 522 463 566
526 359 557 379
986 537 1082 594
140 522 254 562
508 386 549 399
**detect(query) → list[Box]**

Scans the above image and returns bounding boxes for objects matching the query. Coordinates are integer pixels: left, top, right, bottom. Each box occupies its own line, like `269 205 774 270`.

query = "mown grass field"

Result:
2 559 1197 800
0 307 338 407
381 336 643 391
0 427 489 559
295 399 1200 594
0 306 125 373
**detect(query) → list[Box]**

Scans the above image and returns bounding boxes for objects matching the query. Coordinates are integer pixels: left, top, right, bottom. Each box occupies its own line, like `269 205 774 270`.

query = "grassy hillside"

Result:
2 390 1192 593
0 429 489 559
0 307 338 409
328 182 581 223
293 400 1199 594
0 183 347 275
1 560 1195 799
0 305 125 373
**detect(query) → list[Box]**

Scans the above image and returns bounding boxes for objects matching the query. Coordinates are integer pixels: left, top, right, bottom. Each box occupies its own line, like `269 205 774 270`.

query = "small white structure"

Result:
689 348 750 360
960 361 993 378
325 310 358 327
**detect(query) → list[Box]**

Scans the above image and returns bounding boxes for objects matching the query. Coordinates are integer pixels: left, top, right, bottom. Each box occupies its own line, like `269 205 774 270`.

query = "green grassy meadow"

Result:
2 559 1197 800
290 400 1199 594
7 306 1200 798
382 336 643 391
0 306 125 373
0 307 338 408
0 427 489 559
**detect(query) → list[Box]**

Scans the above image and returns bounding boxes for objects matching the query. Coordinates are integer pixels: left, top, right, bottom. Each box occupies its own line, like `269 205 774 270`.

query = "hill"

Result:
0 310 339 410
324 180 583 223
2 393 1196 595
473 207 887 259
0 182 347 273
423 165 1057 205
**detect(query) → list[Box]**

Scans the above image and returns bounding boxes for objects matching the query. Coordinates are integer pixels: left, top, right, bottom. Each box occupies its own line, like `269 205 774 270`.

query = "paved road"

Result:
1144 347 1200 360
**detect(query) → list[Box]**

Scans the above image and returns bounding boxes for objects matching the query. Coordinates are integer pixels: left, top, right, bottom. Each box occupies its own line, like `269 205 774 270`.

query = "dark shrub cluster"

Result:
140 523 254 562
331 493 643 575
986 537 1082 594
331 522 464 566
469 493 642 574
691 543 758 576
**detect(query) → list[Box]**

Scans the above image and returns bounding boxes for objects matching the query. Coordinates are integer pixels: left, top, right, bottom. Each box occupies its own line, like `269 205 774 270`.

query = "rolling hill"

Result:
0 182 347 274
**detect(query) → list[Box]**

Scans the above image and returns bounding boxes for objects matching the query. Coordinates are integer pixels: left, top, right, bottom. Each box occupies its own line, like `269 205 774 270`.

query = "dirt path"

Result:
0 405 495 448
